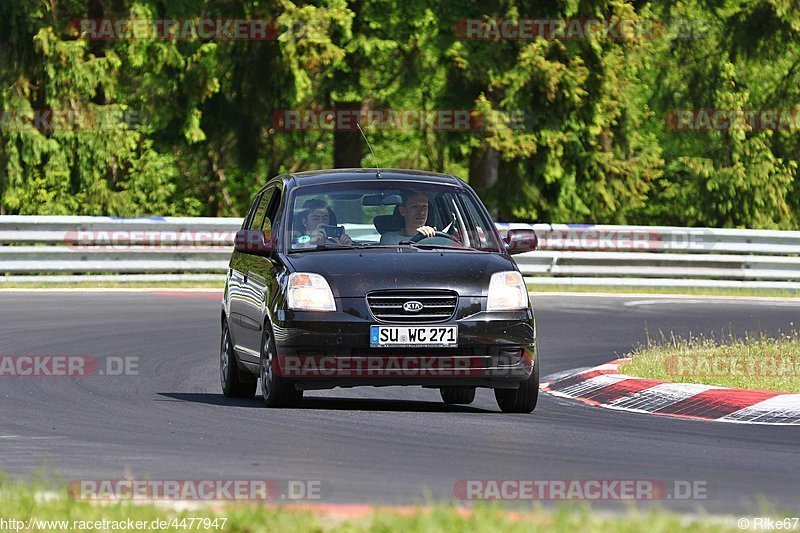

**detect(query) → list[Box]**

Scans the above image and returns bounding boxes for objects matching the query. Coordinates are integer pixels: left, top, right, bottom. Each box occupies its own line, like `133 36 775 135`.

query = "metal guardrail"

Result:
2 216 800 290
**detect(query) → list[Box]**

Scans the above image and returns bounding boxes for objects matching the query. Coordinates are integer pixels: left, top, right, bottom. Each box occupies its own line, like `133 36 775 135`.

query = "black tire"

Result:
260 325 303 408
440 387 476 404
494 355 539 413
220 321 257 398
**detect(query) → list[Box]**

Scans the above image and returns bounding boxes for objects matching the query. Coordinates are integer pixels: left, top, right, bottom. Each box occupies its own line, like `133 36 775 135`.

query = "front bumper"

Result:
271 297 536 390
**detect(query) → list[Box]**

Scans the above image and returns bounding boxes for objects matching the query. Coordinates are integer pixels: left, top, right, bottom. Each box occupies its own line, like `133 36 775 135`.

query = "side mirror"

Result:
504 229 538 254
234 229 275 255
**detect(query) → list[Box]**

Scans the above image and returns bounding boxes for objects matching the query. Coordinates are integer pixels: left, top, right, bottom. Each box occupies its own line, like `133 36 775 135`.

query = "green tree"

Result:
639 0 799 228
436 0 663 223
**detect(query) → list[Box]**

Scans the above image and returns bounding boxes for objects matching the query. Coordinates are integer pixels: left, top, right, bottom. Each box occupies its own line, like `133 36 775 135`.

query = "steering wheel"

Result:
409 231 461 243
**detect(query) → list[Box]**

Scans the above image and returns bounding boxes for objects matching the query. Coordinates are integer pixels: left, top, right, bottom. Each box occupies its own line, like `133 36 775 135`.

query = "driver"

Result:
379 190 436 245
294 199 352 248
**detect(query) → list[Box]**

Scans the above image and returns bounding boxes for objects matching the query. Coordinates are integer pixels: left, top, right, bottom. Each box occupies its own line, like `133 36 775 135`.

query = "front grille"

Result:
367 290 458 323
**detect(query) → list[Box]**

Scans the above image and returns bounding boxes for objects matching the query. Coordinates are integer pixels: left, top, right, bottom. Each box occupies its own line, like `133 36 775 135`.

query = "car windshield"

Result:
286 181 502 252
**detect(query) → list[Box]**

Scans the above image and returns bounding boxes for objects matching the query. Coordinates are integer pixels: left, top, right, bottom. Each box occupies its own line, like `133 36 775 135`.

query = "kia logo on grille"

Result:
403 301 424 313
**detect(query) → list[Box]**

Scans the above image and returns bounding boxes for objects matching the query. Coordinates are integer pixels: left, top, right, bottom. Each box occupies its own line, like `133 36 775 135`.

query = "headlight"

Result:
487 271 528 311
287 273 336 311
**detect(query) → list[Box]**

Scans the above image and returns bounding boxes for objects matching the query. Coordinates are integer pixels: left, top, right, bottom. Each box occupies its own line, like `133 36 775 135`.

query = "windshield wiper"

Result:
290 243 356 253
396 241 461 250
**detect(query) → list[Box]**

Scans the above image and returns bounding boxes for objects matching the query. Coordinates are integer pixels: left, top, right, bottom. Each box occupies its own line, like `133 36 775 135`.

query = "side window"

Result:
248 188 275 230
431 193 455 232
243 193 263 230
458 194 499 250
261 188 282 241
430 194 449 230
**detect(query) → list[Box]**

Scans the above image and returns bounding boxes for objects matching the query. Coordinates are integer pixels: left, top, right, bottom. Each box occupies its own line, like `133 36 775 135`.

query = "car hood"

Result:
284 248 518 297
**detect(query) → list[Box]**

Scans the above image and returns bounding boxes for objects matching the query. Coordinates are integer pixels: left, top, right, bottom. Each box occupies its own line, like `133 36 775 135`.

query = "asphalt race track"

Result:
1 291 799 513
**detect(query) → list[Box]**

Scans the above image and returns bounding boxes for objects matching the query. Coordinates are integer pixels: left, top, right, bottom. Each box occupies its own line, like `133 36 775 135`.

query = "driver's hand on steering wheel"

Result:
416 225 436 238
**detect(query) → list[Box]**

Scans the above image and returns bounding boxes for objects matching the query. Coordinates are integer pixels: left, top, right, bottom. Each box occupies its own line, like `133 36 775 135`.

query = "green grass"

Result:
527 283 800 299
620 331 800 393
0 280 224 290
0 477 746 532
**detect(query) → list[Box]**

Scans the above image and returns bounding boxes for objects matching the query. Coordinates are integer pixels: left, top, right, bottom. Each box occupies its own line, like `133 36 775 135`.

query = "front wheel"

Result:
494 356 539 413
260 326 303 408
440 387 476 404
220 322 257 398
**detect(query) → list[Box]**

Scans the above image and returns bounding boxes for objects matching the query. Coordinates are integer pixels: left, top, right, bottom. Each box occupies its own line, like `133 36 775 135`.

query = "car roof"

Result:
286 168 464 187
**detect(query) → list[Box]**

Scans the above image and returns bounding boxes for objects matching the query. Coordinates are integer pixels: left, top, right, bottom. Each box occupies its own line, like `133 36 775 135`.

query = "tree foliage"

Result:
0 0 798 228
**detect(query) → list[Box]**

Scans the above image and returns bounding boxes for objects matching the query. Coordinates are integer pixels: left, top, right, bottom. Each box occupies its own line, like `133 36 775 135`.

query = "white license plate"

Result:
370 325 458 347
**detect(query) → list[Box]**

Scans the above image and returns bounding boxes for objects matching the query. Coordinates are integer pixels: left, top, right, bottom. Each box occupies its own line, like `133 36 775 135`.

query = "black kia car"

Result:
220 169 539 413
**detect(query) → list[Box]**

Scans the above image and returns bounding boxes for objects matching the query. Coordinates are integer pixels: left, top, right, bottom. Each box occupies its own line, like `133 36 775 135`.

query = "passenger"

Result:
294 199 352 247
379 190 437 245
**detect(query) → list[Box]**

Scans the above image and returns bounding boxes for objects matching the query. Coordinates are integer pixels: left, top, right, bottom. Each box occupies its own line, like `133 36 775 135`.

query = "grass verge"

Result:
0 280 225 290
527 283 800 299
0 478 744 532
619 332 800 393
